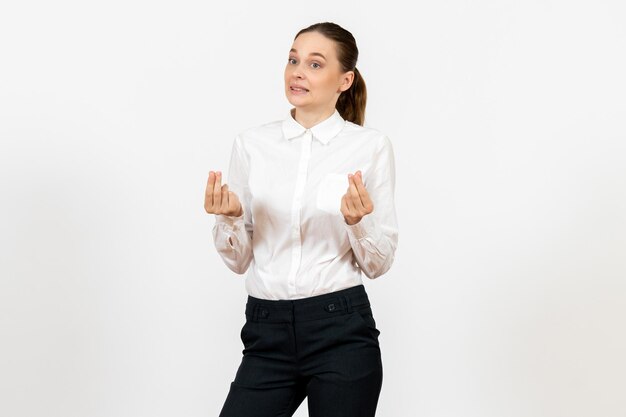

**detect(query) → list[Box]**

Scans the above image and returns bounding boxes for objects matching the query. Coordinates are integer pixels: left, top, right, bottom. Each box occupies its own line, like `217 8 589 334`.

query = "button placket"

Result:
286 129 313 296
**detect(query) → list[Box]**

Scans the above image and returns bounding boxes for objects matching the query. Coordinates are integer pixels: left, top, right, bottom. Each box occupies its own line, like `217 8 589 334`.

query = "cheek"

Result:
310 78 335 95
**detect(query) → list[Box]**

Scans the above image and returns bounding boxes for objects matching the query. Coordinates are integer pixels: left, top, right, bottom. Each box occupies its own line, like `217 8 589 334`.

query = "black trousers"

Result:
218 284 383 417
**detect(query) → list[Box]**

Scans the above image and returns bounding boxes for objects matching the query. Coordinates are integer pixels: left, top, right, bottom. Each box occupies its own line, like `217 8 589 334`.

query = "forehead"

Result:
290 32 336 60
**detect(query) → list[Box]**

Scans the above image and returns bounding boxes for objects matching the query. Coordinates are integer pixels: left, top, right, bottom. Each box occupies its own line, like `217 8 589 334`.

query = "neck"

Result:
292 106 335 129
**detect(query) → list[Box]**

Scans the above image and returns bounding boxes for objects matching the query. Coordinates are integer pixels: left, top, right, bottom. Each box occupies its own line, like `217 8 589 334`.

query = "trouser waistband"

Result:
245 284 371 323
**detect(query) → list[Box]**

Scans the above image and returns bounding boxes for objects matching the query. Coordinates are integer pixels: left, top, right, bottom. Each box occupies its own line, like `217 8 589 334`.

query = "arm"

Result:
343 135 399 279
211 135 254 274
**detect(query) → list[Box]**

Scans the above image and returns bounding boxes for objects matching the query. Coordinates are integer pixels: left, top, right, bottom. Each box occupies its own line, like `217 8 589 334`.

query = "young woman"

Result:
204 21 399 417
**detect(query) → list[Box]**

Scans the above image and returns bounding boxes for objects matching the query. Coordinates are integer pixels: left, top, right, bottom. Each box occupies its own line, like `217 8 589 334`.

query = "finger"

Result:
353 171 372 208
343 193 355 215
213 171 222 208
221 183 230 210
206 171 216 207
348 174 365 211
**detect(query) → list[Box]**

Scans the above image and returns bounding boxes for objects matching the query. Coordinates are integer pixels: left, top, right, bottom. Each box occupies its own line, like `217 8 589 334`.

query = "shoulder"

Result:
235 118 284 148
342 120 392 150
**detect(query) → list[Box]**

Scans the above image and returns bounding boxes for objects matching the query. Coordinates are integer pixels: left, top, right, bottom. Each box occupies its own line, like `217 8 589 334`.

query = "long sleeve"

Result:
343 135 399 279
212 135 254 274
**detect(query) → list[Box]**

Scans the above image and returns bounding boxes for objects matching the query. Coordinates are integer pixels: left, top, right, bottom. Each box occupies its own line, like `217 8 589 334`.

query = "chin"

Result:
286 97 310 107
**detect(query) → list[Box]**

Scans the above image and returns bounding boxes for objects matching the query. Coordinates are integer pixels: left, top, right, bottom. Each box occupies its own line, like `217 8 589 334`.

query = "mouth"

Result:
290 86 309 93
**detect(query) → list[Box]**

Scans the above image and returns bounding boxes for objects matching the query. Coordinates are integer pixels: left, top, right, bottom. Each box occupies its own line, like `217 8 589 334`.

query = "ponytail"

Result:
336 66 367 126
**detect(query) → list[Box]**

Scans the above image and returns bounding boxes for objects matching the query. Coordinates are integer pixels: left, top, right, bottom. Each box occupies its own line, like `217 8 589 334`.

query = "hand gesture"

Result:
340 170 373 225
204 171 243 217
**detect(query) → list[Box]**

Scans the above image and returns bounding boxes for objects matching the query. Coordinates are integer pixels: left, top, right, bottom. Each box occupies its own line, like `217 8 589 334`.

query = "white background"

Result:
1 1 625 416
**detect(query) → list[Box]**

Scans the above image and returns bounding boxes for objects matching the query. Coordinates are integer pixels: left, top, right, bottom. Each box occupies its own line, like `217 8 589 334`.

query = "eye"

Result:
287 57 321 69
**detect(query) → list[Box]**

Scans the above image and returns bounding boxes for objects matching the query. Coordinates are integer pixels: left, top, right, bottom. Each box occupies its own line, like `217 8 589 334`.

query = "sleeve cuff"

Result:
343 213 382 241
214 212 245 228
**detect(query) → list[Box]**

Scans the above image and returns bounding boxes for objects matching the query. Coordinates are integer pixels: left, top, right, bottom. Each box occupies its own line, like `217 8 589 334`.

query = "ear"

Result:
338 70 355 93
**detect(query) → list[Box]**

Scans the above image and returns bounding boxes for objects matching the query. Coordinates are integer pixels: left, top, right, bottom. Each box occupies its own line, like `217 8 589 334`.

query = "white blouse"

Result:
212 107 398 300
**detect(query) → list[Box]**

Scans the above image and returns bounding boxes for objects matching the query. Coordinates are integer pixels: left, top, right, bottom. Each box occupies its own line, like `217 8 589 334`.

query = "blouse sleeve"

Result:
211 135 254 274
343 135 399 279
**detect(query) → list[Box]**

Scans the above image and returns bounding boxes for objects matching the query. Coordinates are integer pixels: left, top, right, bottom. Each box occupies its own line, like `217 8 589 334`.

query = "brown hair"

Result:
294 22 367 126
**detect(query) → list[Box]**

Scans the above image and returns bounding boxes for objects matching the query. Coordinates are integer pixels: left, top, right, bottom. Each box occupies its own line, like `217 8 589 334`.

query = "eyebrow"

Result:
289 48 327 60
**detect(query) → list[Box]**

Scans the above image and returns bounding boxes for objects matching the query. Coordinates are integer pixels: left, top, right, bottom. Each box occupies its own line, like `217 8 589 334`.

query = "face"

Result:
284 31 354 113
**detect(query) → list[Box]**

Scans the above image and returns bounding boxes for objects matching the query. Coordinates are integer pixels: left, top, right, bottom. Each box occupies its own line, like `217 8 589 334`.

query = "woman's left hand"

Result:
341 170 374 225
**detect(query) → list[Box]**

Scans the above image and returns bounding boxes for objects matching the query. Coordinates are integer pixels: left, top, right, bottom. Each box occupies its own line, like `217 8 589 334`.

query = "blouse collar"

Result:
282 107 346 145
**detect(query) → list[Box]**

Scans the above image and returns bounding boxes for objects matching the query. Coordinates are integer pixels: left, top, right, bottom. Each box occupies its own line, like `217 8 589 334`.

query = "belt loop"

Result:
343 295 352 313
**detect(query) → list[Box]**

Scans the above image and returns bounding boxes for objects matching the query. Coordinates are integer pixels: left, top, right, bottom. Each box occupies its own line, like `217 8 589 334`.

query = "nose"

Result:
290 62 305 79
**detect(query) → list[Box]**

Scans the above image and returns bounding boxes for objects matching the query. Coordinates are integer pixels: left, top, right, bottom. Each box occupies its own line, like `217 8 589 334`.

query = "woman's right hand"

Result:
204 171 243 217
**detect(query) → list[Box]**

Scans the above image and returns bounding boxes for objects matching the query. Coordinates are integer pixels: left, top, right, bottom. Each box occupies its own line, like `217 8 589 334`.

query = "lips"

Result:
290 85 309 92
